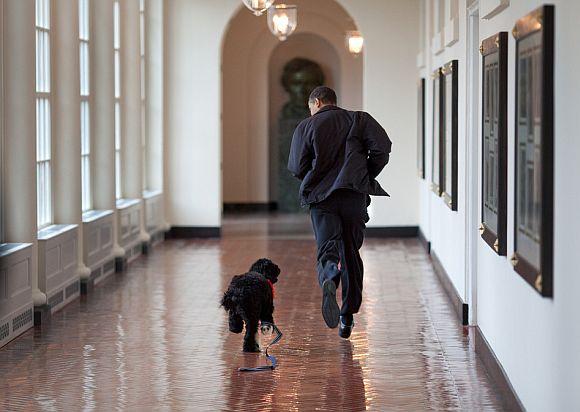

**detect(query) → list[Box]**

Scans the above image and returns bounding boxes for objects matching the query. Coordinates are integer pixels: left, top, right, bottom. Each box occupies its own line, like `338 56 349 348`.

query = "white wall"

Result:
339 0 420 227
418 0 580 409
164 0 238 227
165 0 419 227
431 0 468 302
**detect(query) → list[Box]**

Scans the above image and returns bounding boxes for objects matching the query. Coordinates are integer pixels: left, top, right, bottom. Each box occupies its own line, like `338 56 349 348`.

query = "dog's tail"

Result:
220 289 237 312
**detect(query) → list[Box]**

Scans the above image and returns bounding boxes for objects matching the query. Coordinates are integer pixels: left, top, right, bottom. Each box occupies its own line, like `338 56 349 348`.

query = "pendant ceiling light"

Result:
241 0 276 17
346 31 364 56
268 4 297 41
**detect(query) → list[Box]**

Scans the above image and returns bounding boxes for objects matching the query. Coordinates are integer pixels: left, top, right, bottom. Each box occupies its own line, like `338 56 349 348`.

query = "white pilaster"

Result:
92 0 124 258
3 0 44 305
146 0 167 230
121 0 142 200
52 0 88 280
121 0 149 244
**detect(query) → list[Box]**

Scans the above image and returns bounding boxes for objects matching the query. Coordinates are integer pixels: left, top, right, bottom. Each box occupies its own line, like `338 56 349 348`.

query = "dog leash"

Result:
238 323 283 372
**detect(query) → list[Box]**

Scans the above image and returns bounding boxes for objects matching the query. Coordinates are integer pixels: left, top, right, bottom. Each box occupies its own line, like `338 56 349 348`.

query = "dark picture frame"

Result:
441 60 458 211
417 78 426 179
511 5 554 297
480 32 508 256
431 68 443 196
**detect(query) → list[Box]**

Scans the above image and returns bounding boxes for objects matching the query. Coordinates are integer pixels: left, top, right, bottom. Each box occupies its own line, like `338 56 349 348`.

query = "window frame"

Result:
140 0 147 191
0 0 4 243
79 0 92 212
114 0 122 199
35 0 53 229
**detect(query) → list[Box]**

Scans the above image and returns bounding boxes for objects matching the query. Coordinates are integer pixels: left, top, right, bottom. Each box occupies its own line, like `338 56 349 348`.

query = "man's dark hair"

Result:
309 86 337 105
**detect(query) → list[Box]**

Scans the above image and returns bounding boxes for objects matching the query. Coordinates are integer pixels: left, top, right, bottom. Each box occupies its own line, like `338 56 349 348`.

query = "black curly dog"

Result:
221 258 280 352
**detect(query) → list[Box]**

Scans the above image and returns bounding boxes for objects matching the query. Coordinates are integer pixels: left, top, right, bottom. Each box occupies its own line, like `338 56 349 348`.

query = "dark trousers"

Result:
309 189 368 316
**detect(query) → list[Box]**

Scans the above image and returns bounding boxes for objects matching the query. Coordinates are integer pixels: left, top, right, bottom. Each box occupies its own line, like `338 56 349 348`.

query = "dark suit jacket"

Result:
287 105 392 206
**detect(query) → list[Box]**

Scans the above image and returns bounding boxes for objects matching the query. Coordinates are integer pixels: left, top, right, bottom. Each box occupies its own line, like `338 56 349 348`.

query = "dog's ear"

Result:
249 258 267 274
264 260 281 284
250 258 281 283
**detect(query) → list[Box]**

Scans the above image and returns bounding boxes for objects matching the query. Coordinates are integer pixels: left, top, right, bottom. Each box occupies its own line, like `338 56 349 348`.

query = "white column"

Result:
146 0 163 191
121 0 142 199
121 0 149 244
92 0 124 257
52 0 89 280
3 0 44 305
146 0 168 230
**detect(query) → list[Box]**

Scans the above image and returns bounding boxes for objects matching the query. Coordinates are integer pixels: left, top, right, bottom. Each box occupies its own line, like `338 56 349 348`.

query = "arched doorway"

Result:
221 0 363 213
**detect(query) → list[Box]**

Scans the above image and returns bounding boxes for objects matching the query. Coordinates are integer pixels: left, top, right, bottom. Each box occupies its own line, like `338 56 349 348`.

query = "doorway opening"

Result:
220 0 363 220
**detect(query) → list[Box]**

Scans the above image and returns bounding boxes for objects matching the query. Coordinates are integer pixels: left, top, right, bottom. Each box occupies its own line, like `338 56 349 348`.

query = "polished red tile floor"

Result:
0 214 507 411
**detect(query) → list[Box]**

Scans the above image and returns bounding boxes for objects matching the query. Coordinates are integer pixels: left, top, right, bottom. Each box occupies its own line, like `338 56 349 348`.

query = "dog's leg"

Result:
228 311 243 334
242 319 260 353
260 303 275 334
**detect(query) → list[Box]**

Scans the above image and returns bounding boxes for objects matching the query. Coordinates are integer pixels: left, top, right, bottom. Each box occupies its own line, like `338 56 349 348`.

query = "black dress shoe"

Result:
321 279 340 329
338 315 354 339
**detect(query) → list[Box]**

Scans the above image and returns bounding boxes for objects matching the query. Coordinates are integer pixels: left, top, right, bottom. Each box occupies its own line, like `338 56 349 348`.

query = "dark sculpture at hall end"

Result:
277 58 324 213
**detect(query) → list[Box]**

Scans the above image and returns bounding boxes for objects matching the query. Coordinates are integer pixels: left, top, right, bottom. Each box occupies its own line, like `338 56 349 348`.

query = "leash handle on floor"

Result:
238 323 282 372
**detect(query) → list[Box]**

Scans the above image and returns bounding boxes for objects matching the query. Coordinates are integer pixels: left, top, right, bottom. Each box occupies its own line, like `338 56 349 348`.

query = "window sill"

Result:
82 209 114 223
143 189 163 200
116 198 141 210
37 224 78 241
0 243 33 259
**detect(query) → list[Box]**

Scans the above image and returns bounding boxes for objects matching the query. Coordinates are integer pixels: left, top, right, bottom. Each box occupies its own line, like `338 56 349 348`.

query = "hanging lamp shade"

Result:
241 0 276 16
267 4 297 41
346 31 364 55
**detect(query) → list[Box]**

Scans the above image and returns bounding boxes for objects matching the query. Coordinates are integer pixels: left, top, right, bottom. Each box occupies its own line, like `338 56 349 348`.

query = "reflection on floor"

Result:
0 214 507 411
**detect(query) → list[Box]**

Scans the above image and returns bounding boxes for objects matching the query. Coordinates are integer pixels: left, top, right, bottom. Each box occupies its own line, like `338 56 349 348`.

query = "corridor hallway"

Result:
0 215 508 411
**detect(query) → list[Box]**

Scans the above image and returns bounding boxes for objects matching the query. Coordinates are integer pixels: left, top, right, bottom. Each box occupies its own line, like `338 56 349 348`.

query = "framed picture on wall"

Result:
417 78 426 179
431 68 443 196
511 5 554 297
441 60 458 211
480 32 508 256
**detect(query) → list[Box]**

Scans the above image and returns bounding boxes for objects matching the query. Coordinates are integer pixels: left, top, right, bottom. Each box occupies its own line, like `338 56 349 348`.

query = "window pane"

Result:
82 155 91 211
116 152 122 199
81 101 90 155
36 0 50 29
79 0 89 40
35 30 51 93
113 1 120 49
37 161 52 227
141 57 145 100
115 101 121 150
140 12 145 56
80 41 89 96
114 50 121 98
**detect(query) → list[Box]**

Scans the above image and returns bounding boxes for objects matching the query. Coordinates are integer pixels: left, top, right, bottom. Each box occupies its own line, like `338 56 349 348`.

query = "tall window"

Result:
114 0 122 199
79 0 91 211
140 0 147 190
0 0 4 243
36 0 52 228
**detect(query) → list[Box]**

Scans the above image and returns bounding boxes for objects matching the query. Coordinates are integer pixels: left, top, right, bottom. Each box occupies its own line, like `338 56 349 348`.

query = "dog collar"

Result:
267 279 275 299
